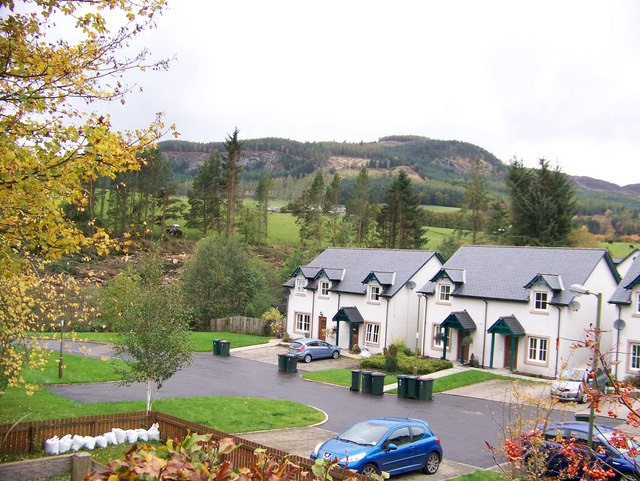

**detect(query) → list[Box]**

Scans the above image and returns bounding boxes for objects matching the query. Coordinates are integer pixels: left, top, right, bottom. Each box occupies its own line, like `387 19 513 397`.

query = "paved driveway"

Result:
45 340 633 480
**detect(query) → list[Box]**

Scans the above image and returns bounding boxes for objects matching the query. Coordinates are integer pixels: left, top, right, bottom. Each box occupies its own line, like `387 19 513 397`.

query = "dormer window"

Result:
635 292 640 315
295 278 306 295
369 285 380 303
319 280 330 297
438 284 452 303
533 291 548 312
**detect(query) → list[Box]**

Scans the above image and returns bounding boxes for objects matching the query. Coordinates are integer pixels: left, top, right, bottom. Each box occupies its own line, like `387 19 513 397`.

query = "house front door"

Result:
317 316 327 340
351 326 359 348
456 330 470 362
504 336 518 370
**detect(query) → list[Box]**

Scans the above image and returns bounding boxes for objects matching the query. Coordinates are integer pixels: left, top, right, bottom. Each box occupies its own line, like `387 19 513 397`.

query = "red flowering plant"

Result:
489 325 640 481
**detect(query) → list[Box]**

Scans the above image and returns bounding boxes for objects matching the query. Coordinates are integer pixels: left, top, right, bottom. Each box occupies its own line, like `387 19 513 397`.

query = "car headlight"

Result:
312 442 323 456
339 452 367 464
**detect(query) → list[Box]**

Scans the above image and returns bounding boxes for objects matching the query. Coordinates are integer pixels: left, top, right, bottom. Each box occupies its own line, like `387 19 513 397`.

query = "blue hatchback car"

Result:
529 421 640 481
310 417 442 477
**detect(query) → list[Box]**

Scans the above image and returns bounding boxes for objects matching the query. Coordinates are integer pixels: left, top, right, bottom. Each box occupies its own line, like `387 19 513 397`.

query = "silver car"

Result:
288 338 340 363
550 366 609 403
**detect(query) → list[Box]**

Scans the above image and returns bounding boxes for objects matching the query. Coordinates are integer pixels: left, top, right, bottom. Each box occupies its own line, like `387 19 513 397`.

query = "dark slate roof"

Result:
434 246 618 306
318 268 345 282
417 281 436 295
362 271 396 286
441 310 477 331
286 248 441 298
333 306 365 324
488 315 526 336
610 255 640 304
524 273 564 291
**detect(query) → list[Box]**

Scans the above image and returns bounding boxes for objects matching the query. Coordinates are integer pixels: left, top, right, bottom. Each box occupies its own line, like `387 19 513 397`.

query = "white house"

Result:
614 248 639 278
609 254 640 381
283 248 444 353
418 246 621 379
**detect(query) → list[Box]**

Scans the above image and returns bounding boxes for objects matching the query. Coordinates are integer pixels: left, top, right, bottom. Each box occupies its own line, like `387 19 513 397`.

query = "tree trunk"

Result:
146 379 152 413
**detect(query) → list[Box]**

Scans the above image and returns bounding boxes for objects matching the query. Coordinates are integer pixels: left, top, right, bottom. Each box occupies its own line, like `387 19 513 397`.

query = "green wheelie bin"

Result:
361 370 373 394
350 369 361 391
219 340 231 357
371 372 386 395
417 376 434 400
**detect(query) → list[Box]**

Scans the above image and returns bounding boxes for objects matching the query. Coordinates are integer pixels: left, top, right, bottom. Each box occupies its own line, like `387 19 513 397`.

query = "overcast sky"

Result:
105 0 640 186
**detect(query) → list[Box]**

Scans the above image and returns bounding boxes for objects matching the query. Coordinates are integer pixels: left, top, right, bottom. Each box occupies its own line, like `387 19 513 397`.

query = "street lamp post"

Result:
569 284 602 450
58 319 65 379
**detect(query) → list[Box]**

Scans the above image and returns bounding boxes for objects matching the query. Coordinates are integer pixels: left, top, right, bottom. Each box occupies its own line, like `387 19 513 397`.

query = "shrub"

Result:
360 353 452 374
385 355 399 372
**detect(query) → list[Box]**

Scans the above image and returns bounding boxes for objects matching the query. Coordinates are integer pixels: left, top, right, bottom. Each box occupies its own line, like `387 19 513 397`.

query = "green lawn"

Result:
302 368 397 386
1 350 323 431
30 331 272 352
301 367 515 394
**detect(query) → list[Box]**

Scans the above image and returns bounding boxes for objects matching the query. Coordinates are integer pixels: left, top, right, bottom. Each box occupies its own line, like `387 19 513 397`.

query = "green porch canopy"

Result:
333 306 364 350
439 310 476 363
487 315 525 371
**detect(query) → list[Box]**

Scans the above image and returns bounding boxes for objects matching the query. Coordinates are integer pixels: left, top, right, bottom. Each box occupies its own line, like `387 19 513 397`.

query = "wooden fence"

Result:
0 411 365 481
210 316 270 335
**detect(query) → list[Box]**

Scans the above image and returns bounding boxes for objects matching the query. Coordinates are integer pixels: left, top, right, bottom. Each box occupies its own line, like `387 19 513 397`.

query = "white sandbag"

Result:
94 435 107 449
58 434 72 454
103 431 117 446
125 429 138 444
147 423 160 441
44 435 59 455
135 428 149 442
83 436 96 450
112 428 126 444
71 434 85 452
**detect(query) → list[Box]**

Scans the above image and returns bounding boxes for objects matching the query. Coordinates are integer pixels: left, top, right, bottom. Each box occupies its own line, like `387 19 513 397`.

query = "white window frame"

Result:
533 291 549 312
527 336 548 364
319 280 330 298
630 342 640 371
635 292 640 316
294 312 311 334
365 322 380 346
295 278 306 295
438 284 452 303
369 285 381 303
431 324 450 351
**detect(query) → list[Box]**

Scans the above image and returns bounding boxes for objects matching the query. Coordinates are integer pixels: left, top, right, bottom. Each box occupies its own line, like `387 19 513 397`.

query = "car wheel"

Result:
332 351 339 359
578 390 587 403
361 464 379 477
424 452 440 474
304 354 312 363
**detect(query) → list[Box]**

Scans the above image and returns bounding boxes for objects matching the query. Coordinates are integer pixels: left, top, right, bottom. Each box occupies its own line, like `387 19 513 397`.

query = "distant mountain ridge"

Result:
158 136 640 206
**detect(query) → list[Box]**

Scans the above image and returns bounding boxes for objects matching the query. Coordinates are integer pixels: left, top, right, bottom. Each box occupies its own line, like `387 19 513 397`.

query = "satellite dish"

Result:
406 281 416 290
614 318 626 331
568 300 581 312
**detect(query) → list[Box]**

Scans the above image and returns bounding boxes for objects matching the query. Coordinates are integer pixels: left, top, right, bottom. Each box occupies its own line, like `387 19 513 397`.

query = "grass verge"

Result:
28 331 272 352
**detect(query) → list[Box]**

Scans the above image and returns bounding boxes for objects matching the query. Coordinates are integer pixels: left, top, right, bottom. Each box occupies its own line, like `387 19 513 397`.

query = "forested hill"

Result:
158 135 505 183
158 135 640 210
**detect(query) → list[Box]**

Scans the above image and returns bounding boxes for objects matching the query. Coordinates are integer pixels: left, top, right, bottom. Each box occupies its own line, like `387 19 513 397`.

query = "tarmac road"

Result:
46 341 583 474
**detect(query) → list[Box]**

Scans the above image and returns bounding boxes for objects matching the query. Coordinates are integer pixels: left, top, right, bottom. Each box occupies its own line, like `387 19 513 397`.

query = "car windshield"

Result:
337 421 391 446
560 369 587 382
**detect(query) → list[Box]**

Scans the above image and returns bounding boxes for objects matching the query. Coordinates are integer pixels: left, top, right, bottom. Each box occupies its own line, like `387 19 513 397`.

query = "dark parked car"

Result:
288 338 340 363
525 421 640 481
310 417 442 477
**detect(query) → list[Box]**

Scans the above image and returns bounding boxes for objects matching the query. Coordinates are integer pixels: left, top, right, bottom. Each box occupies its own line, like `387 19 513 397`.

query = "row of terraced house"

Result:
283 246 640 381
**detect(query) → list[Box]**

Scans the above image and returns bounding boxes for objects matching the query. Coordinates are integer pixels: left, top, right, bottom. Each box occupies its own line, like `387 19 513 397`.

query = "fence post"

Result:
71 452 92 481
